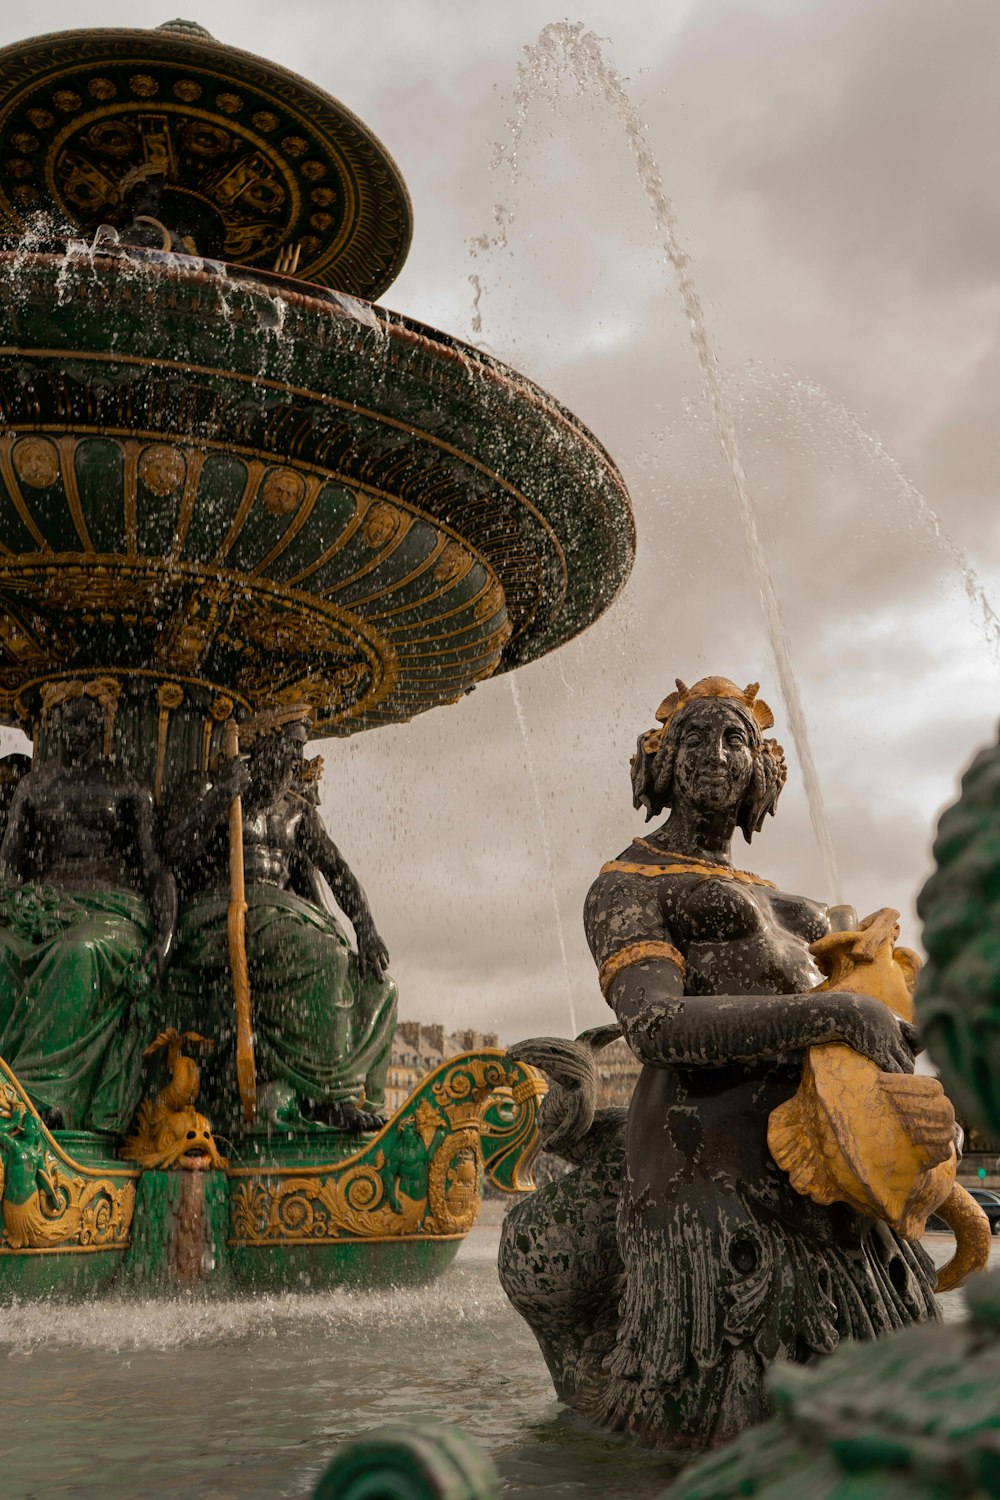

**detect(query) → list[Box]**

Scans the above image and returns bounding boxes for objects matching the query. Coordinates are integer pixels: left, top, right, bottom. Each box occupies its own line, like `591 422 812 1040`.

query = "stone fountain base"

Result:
0 1050 544 1298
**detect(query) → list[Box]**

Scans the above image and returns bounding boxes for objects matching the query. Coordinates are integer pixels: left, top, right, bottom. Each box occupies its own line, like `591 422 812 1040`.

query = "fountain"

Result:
0 19 634 1298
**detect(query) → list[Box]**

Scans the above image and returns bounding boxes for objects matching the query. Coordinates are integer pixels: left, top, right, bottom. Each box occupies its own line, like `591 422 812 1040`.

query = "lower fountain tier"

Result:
0 249 634 737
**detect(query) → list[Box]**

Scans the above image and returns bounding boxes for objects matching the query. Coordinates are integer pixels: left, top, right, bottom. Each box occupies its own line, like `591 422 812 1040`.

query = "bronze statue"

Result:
0 679 176 1131
499 677 940 1452
163 705 396 1133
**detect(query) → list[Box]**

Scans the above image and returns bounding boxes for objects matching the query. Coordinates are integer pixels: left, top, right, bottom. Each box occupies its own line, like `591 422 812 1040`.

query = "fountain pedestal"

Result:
0 18 630 1297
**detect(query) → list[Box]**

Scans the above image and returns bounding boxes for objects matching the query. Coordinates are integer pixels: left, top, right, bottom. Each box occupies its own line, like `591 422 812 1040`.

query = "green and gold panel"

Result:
225 1049 544 1295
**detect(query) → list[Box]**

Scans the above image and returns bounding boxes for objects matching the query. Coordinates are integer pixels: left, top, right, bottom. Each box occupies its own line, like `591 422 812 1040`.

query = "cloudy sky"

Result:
2 0 998 1042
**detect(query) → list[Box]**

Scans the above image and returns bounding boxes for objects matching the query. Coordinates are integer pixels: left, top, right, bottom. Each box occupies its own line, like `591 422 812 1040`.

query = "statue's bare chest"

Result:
661 874 826 996
31 772 130 846
241 798 305 855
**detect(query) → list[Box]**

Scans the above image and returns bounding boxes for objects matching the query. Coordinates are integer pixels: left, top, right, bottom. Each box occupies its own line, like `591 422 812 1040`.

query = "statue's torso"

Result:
239 796 306 889
662 873 826 995
22 762 141 890
600 841 832 1211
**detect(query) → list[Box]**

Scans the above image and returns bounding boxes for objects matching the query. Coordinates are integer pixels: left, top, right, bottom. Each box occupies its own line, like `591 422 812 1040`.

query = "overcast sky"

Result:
2 1 998 1041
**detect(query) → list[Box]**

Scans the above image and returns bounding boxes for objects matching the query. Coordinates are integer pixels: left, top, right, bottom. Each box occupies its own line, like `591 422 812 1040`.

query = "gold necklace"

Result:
601 838 776 888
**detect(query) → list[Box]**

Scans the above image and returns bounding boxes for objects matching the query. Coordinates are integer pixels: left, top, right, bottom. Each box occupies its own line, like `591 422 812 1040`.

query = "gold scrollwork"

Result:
227 1052 524 1248
0 1072 136 1254
230 1163 425 1244
426 1128 483 1236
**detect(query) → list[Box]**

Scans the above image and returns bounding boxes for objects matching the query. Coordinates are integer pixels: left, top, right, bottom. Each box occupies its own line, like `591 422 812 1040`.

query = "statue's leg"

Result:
248 899 396 1117
0 924 26 1041
353 974 398 1115
1 909 150 1131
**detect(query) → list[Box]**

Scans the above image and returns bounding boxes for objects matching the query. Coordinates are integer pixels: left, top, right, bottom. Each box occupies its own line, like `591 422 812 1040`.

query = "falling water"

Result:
494 22 843 900
779 372 1000 665
508 677 578 1036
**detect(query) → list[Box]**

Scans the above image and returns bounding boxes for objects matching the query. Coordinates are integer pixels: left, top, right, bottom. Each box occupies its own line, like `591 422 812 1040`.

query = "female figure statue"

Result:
0 680 175 1132
499 676 938 1452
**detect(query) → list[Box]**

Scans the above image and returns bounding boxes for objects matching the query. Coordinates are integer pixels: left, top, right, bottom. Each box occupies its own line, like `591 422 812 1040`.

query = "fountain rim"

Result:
19 241 632 511
0 245 636 730
0 244 638 652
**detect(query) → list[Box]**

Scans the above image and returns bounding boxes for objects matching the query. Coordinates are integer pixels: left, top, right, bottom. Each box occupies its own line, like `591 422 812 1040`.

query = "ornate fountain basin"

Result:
0 250 633 753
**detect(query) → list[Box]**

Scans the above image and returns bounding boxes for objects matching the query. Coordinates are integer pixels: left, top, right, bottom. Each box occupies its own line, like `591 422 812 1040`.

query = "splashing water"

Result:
468 272 485 334
509 677 578 1036
493 22 843 901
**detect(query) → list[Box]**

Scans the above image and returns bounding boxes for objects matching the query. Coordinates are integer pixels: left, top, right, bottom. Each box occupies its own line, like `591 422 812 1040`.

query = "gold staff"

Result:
223 716 256 1122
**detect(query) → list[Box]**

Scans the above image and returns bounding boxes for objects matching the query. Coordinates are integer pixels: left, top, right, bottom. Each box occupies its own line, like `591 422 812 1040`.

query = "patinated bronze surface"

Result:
0 684 175 1131
0 17 608 1298
163 706 395 1133
500 677 939 1453
666 708 1000 1499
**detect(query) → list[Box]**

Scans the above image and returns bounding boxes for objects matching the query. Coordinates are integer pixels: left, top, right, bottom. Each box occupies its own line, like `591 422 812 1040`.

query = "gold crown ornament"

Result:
641 677 775 757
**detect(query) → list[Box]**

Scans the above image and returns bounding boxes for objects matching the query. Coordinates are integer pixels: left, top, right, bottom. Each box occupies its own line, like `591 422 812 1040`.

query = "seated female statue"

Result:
161 704 396 1134
499 676 938 1452
0 680 175 1132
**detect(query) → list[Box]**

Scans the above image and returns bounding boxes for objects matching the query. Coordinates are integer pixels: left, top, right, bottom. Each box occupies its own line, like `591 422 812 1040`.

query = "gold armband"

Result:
598 941 685 998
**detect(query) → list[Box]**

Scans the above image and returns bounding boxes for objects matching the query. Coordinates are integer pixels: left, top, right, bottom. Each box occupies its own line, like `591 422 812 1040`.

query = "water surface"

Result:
0 1223 984 1499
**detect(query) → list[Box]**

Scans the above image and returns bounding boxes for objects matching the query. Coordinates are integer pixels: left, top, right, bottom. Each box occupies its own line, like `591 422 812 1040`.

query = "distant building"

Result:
594 1036 641 1108
383 1021 500 1112
383 1022 639 1115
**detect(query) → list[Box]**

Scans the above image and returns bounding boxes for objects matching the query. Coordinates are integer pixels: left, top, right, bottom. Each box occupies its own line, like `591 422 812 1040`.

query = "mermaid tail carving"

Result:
934 1183 994 1292
768 907 990 1291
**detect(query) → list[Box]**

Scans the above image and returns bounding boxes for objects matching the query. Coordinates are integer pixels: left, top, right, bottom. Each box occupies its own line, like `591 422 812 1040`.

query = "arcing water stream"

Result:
776 371 1000 666
509 678 579 1038
488 22 844 901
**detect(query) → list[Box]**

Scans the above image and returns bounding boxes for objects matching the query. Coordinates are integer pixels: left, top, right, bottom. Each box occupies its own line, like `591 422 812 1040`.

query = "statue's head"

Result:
240 703 312 799
40 678 120 761
631 677 787 842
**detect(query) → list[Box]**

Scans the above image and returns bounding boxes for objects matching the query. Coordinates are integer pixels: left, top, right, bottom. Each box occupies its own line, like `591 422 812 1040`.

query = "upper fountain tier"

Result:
0 19 412 297
0 24 634 740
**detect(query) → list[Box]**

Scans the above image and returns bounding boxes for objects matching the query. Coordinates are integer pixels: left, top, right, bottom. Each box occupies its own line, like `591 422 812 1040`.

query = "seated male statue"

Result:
163 704 396 1134
0 679 175 1132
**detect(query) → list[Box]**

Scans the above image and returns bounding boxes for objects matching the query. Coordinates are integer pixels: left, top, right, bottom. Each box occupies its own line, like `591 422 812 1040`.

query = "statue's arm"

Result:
288 851 330 911
131 785 176 974
583 869 917 1074
296 803 389 980
162 760 247 866
0 778 34 884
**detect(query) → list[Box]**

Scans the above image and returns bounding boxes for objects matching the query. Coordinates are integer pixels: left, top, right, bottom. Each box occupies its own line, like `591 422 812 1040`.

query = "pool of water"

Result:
0 1224 988 1499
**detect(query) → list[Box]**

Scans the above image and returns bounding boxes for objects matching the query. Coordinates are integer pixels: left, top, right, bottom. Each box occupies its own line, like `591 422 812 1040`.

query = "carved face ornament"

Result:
140 1105 227 1171
52 697 105 763
672 701 756 814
